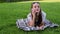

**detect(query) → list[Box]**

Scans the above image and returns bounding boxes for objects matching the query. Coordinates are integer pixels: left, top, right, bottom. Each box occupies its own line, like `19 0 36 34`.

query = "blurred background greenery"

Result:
0 0 60 3
0 0 41 2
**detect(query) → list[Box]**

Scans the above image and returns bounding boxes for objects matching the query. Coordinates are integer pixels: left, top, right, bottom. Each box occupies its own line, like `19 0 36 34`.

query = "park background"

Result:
0 0 60 34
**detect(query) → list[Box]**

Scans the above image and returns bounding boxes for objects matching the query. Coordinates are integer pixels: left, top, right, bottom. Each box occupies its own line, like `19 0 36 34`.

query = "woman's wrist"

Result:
33 16 35 21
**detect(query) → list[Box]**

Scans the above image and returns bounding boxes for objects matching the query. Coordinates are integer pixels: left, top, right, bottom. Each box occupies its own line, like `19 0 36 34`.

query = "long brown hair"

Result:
31 2 42 27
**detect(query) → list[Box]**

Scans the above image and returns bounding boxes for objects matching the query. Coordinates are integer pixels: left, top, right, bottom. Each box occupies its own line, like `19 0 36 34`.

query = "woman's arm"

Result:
28 12 36 27
27 8 36 27
27 13 35 27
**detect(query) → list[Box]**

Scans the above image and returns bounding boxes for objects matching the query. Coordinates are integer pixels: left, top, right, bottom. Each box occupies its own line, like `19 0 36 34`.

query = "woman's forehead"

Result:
33 3 39 6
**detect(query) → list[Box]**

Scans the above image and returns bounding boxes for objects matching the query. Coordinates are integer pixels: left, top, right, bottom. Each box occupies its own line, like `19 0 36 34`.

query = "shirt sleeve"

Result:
27 13 32 22
42 11 46 22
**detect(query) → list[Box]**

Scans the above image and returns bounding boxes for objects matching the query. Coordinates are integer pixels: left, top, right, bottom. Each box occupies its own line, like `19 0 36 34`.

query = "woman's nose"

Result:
35 8 38 11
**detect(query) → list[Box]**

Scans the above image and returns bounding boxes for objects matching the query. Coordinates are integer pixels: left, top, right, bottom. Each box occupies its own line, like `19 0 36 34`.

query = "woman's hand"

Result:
39 22 44 30
31 8 36 19
39 25 44 30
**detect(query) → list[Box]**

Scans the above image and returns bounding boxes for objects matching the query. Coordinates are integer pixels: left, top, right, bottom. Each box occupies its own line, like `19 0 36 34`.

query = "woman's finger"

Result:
32 8 36 14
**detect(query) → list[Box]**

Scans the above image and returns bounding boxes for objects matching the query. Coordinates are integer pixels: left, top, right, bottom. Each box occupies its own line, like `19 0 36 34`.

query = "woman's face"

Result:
32 3 40 13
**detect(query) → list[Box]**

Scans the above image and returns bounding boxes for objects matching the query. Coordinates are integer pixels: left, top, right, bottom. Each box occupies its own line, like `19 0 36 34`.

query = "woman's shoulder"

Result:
27 13 31 17
41 10 46 16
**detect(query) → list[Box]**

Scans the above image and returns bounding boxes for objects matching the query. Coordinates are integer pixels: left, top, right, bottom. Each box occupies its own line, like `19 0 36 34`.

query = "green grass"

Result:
0 2 60 34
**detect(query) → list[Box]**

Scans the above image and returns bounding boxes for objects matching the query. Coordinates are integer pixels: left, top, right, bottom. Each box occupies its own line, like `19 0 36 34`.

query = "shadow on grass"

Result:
0 0 43 3
0 0 30 3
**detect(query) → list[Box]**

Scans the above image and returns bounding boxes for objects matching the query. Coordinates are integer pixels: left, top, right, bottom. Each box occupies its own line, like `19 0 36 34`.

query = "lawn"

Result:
0 2 60 34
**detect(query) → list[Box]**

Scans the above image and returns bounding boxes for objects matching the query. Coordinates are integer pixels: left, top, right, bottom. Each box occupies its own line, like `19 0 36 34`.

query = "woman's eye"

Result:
38 6 39 8
34 6 36 8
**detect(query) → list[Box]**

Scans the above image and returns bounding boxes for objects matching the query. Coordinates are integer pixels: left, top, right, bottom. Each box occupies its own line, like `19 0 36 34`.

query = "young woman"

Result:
28 2 45 30
16 2 59 31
